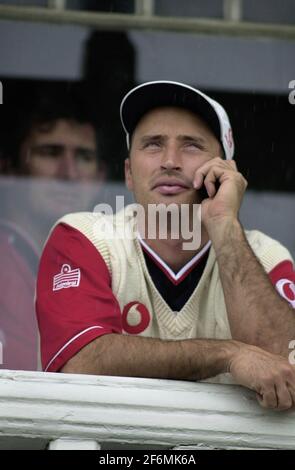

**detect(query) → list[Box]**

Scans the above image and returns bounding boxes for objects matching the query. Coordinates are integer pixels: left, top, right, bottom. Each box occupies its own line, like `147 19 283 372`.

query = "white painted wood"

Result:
49 438 101 450
48 0 66 10
0 370 295 450
223 0 243 22
0 6 294 40
135 0 155 17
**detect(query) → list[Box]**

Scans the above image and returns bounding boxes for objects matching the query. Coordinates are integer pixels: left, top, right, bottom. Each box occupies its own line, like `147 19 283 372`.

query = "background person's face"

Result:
20 118 98 181
125 106 222 211
17 119 104 223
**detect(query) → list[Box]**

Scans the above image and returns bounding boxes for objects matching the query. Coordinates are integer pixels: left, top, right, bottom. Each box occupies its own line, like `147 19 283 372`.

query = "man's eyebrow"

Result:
138 134 207 146
140 134 168 143
75 146 97 154
33 143 95 151
33 143 63 148
177 135 207 145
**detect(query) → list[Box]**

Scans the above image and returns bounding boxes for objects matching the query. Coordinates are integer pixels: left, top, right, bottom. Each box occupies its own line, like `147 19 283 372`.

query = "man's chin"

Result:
149 193 200 207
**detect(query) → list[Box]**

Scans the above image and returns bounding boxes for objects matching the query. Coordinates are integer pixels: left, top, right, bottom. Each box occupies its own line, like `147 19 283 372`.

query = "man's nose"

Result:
58 151 79 180
160 145 182 171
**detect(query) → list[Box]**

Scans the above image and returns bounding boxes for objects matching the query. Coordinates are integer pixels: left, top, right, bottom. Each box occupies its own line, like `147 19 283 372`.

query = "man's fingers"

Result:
204 170 220 197
275 383 293 410
228 159 237 170
193 172 204 189
193 157 235 189
256 387 278 409
287 383 295 407
257 383 295 410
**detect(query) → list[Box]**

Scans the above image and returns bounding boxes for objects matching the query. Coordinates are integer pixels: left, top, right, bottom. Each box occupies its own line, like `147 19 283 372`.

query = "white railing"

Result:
0 4 295 40
0 370 295 450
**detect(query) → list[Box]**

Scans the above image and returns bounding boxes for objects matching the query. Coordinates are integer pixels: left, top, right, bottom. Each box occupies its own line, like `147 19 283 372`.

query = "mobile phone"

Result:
198 181 221 201
199 184 209 201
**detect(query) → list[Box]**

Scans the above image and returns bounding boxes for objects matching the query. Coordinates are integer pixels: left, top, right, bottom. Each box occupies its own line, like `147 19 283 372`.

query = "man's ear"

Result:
125 157 133 191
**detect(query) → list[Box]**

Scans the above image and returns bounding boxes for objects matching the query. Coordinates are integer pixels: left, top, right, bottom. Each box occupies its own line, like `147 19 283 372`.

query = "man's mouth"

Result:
152 178 191 195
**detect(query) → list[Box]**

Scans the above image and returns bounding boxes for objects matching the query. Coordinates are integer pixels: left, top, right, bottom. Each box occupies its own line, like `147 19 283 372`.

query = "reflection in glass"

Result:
0 176 132 371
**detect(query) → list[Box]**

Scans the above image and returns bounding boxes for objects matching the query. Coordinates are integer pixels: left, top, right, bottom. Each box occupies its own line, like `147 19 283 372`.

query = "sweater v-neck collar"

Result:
135 236 216 335
137 233 211 285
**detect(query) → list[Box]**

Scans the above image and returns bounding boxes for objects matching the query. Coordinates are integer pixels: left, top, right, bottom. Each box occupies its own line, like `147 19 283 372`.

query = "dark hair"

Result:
6 83 99 170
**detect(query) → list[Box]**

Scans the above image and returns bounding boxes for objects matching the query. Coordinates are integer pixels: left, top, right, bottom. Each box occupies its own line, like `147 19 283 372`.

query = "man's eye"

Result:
143 141 161 149
45 147 62 157
32 145 62 158
75 150 97 163
184 142 204 151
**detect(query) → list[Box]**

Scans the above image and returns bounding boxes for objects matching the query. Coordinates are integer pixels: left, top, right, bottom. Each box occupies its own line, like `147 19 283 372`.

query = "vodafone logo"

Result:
275 279 295 308
122 301 151 334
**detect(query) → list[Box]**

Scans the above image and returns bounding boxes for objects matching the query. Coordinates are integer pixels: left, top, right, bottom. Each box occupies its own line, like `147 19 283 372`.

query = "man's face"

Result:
125 106 222 210
20 118 99 181
17 119 104 223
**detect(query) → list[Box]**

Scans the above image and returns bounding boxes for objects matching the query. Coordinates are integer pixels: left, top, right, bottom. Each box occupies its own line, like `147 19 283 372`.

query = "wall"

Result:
0 20 294 94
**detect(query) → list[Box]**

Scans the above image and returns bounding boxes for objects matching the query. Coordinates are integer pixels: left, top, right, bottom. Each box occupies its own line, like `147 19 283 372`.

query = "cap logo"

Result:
224 128 233 149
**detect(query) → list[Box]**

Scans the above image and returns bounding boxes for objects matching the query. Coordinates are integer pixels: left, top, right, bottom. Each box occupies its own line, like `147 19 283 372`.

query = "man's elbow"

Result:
60 357 96 375
59 334 116 375
60 359 83 374
60 357 108 375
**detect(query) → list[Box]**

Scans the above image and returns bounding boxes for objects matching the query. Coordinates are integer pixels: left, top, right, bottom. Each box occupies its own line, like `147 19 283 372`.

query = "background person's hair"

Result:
5 83 101 173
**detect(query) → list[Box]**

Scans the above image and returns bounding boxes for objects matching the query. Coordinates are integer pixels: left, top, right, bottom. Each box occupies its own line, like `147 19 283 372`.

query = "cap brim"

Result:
120 81 221 142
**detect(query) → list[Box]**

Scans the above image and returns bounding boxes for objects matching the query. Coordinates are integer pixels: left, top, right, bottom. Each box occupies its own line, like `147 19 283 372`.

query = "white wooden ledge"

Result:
0 370 294 450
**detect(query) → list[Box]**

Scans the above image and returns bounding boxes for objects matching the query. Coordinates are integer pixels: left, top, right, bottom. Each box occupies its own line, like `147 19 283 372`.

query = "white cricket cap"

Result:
120 80 234 160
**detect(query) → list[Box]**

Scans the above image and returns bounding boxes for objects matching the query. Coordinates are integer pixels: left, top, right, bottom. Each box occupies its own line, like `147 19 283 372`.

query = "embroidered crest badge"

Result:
53 264 81 291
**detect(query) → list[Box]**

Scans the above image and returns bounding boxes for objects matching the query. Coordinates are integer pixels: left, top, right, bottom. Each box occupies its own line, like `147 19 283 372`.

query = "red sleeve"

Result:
268 260 295 308
36 222 122 372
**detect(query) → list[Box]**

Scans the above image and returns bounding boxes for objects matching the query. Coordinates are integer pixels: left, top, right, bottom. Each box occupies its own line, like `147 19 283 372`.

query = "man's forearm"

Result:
61 331 295 411
61 333 238 380
208 217 295 356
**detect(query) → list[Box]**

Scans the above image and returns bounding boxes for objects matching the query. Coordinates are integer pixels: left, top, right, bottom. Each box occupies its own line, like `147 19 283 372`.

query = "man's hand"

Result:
193 157 247 230
229 343 295 410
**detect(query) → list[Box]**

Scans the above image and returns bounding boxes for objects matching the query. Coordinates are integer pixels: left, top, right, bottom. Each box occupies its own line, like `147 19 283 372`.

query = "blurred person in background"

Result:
0 84 105 371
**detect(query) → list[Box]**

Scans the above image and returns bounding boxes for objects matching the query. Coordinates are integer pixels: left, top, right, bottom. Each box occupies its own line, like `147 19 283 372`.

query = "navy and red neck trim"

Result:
138 235 211 285
138 236 211 312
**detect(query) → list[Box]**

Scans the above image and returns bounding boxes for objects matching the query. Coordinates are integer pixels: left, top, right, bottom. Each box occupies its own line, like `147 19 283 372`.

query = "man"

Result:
0 87 104 370
36 81 295 410
6 87 105 245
